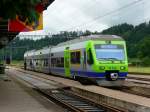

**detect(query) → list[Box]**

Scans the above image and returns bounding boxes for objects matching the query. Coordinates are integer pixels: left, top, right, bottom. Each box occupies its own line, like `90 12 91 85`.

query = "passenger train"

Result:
24 35 128 86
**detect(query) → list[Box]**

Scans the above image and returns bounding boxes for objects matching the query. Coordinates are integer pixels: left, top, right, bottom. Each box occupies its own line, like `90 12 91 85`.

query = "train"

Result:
24 35 128 86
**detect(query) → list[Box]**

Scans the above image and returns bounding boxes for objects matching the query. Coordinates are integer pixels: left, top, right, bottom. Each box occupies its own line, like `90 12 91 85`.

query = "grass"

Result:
10 60 24 67
129 66 150 74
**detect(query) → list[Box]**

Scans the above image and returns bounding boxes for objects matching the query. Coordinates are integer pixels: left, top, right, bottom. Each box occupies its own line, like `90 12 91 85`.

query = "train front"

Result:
87 38 128 86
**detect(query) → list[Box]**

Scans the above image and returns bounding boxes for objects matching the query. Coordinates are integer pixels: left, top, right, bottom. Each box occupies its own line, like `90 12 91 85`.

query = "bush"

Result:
141 57 150 66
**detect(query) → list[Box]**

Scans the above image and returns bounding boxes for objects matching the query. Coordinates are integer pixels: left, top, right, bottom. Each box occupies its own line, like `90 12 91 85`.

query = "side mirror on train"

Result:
87 48 94 65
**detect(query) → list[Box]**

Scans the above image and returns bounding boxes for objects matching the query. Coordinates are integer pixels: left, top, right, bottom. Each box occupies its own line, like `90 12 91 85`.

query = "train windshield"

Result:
95 44 125 61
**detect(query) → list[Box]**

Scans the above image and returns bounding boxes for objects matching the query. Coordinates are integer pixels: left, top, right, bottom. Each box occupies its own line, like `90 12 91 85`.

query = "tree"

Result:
0 0 41 23
138 36 150 58
102 23 134 37
82 30 92 36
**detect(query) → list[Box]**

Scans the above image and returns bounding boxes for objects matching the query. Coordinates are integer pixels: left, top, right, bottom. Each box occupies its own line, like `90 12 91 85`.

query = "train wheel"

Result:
78 77 92 85
95 79 125 87
73 75 77 81
73 73 78 81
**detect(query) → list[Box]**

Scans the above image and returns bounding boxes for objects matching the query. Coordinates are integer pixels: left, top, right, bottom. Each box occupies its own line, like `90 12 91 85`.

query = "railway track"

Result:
127 76 150 86
128 76 150 83
11 67 150 98
111 86 150 98
106 76 150 98
10 65 150 85
7 69 124 112
38 89 110 112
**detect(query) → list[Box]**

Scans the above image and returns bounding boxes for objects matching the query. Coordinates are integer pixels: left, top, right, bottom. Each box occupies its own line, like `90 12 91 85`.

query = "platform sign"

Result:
8 3 43 32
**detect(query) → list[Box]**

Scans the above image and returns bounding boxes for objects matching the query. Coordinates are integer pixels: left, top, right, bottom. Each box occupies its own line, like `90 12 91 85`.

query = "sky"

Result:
20 0 150 39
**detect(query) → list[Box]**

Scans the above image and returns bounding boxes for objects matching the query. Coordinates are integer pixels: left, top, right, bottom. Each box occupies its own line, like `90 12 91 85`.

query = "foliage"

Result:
141 57 150 66
0 0 40 23
0 31 82 60
1 22 150 65
101 22 150 66
102 23 134 37
138 36 150 58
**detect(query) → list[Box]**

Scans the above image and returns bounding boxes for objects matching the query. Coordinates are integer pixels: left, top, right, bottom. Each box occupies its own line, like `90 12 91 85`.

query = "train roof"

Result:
34 47 50 56
24 50 36 57
56 35 124 47
24 35 124 57
24 47 50 57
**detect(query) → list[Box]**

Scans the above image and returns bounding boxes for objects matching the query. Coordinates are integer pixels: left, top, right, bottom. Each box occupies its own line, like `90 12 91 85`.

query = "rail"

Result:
9 68 125 112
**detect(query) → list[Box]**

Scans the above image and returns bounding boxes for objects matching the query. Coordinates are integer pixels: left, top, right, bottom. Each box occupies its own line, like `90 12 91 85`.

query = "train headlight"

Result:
120 66 125 70
110 73 118 80
100 66 105 70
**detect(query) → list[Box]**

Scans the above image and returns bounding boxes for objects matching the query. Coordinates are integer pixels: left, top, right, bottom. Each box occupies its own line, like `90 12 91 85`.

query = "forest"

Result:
0 22 150 66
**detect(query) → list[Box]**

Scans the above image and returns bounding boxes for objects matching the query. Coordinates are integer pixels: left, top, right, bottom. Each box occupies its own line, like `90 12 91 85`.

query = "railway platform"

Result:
0 73 65 112
12 67 150 112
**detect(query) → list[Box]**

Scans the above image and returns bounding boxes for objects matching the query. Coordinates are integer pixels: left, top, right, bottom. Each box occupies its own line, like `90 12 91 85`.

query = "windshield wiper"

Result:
98 58 108 60
107 58 121 61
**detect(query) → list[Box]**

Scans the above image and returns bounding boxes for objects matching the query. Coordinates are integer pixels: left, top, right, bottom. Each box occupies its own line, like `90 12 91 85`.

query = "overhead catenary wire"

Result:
67 0 144 31
87 0 148 28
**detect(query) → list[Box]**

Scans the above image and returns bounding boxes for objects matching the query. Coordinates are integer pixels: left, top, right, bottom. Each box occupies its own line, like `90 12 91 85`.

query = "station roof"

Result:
0 0 55 49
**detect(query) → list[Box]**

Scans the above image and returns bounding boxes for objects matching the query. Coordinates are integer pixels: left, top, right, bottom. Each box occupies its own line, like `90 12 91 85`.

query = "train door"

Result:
83 50 87 70
64 47 71 77
86 42 94 71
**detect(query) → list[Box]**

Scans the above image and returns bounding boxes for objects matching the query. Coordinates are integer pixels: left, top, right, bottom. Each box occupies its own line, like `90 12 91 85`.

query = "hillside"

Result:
1 22 150 66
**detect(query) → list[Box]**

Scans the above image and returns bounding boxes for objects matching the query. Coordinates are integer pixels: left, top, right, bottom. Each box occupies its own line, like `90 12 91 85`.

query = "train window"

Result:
37 60 40 66
43 59 45 67
51 58 55 67
61 58 64 64
57 58 61 64
71 52 76 64
45 59 48 66
36 60 38 66
59 57 64 67
51 53 54 57
30 60 32 66
84 51 86 64
57 58 64 67
71 51 80 64
43 59 47 67
26 59 28 66
33 59 36 66
52 58 57 67
76 51 80 63
43 59 45 66
51 57 64 67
